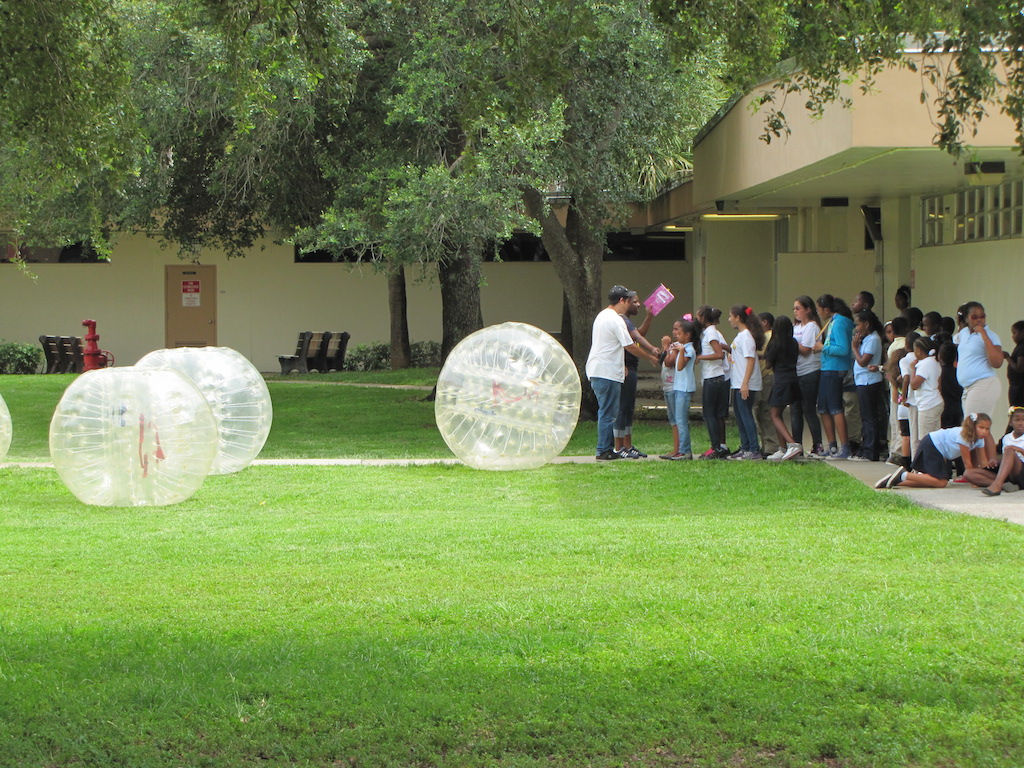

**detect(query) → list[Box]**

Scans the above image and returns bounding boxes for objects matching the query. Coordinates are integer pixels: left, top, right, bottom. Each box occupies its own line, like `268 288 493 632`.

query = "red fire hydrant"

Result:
81 319 114 371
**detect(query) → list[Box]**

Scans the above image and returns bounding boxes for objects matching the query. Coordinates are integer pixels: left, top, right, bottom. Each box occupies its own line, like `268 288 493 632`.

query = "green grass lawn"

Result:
1 374 1023 767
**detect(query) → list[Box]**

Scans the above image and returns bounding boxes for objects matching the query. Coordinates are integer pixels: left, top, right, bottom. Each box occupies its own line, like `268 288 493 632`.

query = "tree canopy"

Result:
5 0 1024 381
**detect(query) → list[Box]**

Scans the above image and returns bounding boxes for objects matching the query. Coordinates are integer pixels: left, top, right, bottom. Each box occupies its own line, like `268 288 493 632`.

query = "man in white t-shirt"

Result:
586 285 648 460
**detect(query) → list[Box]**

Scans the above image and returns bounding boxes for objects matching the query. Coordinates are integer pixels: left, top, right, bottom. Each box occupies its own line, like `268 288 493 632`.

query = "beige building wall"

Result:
0 232 690 371
693 220 775 322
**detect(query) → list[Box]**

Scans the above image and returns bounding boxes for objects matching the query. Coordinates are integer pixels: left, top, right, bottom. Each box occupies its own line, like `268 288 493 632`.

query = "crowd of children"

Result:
651 286 1024 496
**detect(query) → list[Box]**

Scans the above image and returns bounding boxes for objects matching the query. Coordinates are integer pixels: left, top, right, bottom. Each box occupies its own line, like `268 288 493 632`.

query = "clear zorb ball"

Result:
49 368 218 506
135 347 273 474
435 322 582 470
0 392 11 463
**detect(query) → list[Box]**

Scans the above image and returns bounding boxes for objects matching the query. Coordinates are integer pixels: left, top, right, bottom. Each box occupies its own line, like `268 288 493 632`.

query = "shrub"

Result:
0 340 44 374
342 340 443 371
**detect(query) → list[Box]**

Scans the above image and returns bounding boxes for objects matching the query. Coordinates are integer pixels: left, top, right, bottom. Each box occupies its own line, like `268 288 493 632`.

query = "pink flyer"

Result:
643 284 674 316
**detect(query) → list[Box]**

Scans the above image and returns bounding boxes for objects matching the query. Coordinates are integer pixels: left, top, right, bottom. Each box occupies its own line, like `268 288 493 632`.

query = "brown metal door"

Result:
165 265 217 347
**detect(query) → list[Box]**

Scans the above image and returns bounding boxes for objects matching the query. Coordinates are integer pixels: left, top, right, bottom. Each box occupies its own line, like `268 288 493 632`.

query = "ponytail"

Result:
731 304 765 350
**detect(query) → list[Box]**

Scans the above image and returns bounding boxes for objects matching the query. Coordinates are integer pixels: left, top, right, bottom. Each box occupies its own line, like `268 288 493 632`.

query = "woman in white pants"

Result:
955 302 1003 420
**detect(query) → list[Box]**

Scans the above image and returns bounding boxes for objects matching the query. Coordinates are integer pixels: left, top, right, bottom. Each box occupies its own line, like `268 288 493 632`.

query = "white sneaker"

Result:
766 449 786 461
781 443 803 461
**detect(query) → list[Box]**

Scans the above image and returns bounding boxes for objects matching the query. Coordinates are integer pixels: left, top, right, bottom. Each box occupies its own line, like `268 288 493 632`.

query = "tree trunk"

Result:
422 248 484 402
438 246 484 362
522 186 603 419
388 266 411 369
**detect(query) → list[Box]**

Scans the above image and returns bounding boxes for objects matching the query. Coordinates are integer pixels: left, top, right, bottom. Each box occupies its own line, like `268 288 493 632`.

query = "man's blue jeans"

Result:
591 377 621 455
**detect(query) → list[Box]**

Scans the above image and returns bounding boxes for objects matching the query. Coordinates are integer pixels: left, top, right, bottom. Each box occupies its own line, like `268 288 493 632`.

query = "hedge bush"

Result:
343 340 442 371
0 340 43 374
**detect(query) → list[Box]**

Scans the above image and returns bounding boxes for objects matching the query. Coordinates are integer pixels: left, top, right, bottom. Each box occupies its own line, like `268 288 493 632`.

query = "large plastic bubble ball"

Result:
435 322 581 470
50 367 218 506
0 392 11 463
136 346 273 474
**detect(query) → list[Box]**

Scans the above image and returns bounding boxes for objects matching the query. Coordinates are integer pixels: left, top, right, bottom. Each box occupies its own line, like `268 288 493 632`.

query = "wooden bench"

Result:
58 336 84 373
39 335 62 374
278 331 349 374
323 331 350 372
306 331 332 373
279 331 314 374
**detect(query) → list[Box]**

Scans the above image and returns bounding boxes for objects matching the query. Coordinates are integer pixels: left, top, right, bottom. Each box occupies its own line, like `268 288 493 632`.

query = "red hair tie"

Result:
745 307 752 316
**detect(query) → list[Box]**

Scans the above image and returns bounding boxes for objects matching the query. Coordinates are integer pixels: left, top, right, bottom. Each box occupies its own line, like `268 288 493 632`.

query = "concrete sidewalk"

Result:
830 458 1024 526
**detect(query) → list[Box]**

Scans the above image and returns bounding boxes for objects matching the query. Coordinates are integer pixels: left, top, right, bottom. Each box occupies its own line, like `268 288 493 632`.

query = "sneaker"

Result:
766 449 787 461
781 443 803 461
874 471 895 489
848 455 870 462
596 450 621 461
659 452 677 460
1005 482 1019 493
886 469 906 488
669 453 693 461
631 447 648 458
809 445 830 460
715 447 732 459
726 449 744 460
828 446 852 460
621 447 645 459
953 476 970 484
743 450 763 460
698 448 717 459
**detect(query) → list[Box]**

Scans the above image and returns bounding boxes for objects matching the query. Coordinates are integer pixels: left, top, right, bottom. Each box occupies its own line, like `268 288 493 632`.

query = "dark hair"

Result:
817 294 853 320
794 295 821 326
923 311 942 331
902 306 924 330
956 303 969 330
758 311 775 328
857 290 875 309
938 340 957 366
832 297 853 320
675 319 696 341
912 337 934 356
895 284 912 309
765 315 798 370
730 304 765 350
932 331 953 347
696 305 721 327
940 316 955 334
856 310 883 337
890 316 909 336
1013 320 1024 335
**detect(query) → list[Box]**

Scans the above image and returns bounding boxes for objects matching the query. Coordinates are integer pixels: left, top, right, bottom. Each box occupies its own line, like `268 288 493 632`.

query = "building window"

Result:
1 241 104 263
921 195 944 246
952 180 1024 244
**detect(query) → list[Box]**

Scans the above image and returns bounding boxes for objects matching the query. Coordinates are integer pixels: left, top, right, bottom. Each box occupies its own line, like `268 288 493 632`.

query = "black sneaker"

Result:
596 450 621 461
623 446 647 459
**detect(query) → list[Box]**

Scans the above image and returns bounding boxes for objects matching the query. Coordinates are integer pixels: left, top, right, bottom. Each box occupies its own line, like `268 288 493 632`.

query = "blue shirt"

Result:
955 326 1001 387
673 342 696 393
929 427 984 459
821 314 853 372
853 332 883 385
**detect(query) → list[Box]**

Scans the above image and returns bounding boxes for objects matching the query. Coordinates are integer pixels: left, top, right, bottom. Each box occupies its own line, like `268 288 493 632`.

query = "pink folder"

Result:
643 284 674 316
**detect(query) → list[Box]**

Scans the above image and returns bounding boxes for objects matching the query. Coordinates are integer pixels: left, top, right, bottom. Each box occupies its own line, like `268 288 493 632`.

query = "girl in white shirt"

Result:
695 305 731 459
910 338 943 449
791 295 825 457
727 304 765 459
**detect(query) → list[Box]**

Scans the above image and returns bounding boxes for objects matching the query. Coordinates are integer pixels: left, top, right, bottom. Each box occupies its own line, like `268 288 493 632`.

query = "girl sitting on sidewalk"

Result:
875 413 996 489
